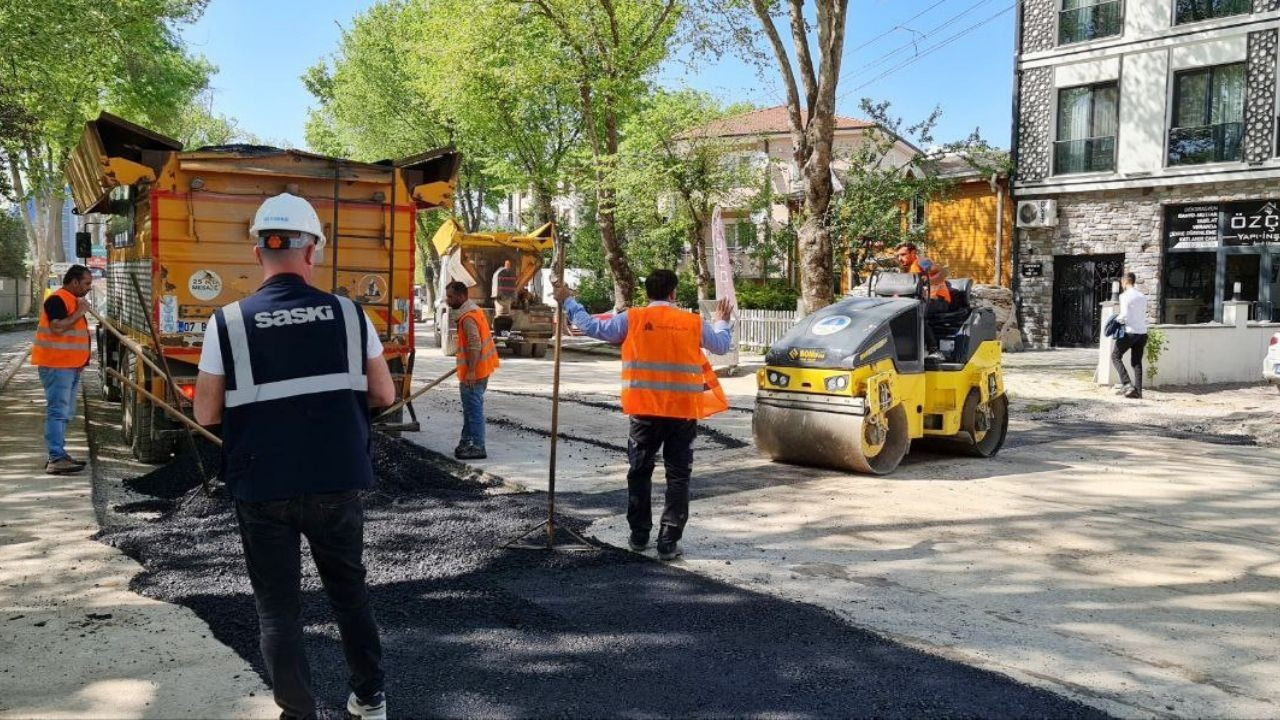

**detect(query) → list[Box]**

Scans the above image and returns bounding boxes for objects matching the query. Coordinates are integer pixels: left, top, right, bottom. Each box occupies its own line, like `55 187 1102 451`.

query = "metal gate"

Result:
1052 253 1124 347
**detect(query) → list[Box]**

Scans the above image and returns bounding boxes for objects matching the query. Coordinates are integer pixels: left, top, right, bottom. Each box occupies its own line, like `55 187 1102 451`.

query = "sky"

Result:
180 0 1016 150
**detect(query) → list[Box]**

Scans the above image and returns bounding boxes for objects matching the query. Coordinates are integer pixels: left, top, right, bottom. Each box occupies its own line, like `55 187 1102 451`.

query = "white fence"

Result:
737 309 800 350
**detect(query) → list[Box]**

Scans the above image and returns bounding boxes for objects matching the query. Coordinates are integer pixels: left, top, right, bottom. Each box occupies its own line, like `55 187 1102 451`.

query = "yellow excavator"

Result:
753 272 1008 475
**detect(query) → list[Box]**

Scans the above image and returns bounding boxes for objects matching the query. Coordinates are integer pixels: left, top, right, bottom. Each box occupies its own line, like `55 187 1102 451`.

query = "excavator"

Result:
753 271 1008 475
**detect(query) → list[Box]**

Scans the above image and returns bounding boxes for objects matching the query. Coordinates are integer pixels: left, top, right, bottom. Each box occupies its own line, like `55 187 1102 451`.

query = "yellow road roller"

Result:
753 272 1008 475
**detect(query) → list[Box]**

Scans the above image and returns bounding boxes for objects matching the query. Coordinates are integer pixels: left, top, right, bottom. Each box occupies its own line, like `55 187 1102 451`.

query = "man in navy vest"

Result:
194 193 396 720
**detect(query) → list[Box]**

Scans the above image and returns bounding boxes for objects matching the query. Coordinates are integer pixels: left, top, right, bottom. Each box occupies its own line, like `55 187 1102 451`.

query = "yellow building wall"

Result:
924 181 1013 288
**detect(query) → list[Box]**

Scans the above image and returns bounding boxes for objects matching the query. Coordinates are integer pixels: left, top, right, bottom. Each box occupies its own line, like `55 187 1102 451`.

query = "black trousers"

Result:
235 490 384 719
627 416 697 545
1111 333 1148 392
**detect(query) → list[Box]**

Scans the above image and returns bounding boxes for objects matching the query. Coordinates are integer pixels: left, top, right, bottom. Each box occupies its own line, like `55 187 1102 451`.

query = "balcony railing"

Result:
1175 0 1250 24
1053 136 1117 175
1167 122 1243 166
1058 1 1123 45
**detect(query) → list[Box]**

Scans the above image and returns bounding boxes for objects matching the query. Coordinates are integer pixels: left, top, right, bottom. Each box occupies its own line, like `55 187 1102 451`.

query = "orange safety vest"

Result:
32 288 90 369
620 305 728 420
456 307 499 381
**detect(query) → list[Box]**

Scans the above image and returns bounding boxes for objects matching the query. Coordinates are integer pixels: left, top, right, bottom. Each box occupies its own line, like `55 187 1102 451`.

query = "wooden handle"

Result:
107 367 222 447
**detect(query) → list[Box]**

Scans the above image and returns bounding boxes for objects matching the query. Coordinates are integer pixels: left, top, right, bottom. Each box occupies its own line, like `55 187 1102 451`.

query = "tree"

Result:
0 212 26 280
167 91 256 149
0 0 211 295
413 0 582 226
700 0 849 313
520 0 680 310
615 90 761 301
828 100 1010 287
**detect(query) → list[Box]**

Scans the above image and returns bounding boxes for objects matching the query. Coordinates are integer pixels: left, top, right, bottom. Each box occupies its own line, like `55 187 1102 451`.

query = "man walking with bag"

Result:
1111 272 1149 399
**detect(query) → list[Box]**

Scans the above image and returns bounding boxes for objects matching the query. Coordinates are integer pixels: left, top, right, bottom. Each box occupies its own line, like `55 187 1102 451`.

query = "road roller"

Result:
753 272 1008 475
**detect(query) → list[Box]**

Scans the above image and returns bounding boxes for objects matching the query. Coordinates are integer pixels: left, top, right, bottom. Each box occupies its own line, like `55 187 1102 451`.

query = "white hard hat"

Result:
249 193 326 249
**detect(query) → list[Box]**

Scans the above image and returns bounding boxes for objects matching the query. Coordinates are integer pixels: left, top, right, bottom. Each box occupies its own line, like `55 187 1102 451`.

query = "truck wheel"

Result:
131 394 175 464
99 333 121 402
120 354 137 445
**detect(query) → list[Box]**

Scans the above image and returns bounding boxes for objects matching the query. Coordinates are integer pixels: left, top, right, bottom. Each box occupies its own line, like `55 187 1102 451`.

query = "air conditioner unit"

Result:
1016 199 1058 228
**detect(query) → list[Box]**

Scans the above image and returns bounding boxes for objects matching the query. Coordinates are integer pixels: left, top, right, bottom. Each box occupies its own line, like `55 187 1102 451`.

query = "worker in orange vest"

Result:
444 280 499 460
32 264 94 474
555 269 732 561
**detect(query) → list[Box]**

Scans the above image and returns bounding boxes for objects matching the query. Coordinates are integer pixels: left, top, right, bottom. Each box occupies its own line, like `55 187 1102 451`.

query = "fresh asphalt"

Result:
82 369 1108 719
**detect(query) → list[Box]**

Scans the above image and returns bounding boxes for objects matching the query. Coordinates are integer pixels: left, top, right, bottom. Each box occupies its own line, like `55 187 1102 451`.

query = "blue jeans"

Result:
459 378 488 449
38 367 81 462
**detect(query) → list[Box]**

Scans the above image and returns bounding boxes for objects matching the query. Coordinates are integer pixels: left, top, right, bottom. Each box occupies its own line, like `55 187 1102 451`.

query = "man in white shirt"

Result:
1111 272 1149 399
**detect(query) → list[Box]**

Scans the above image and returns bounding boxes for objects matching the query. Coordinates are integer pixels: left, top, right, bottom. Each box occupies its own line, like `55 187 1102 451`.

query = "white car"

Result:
1266 331 1280 391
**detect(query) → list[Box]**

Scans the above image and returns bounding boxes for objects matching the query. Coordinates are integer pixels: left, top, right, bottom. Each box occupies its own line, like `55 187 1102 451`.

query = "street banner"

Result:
705 205 739 374
710 205 737 308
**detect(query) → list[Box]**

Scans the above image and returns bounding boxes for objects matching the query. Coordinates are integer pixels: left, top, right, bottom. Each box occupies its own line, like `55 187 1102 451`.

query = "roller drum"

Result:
753 396 910 475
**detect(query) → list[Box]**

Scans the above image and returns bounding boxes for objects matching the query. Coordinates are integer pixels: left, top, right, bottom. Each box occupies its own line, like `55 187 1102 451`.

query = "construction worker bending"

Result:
444 280 499 460
193 193 394 720
554 270 732 561
33 264 93 475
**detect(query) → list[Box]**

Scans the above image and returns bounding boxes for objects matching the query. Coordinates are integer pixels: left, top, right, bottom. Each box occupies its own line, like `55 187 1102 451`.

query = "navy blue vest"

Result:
214 274 373 501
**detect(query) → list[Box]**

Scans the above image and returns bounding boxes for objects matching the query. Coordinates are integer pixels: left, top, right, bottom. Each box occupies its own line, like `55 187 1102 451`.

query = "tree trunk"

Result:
690 214 711 302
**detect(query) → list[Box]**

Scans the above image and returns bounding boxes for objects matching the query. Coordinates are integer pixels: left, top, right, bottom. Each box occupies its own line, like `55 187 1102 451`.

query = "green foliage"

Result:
1145 327 1166 380
0 212 27 278
827 99 1009 287
735 280 798 311
614 89 762 299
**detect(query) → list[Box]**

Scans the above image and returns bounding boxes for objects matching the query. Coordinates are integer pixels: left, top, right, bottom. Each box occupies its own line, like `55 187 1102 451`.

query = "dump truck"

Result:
66 112 460 462
754 272 1008 475
431 218 556 358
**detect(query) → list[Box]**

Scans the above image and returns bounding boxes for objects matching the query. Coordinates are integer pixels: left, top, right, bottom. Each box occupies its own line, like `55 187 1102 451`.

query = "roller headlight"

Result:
767 370 790 388
824 374 850 392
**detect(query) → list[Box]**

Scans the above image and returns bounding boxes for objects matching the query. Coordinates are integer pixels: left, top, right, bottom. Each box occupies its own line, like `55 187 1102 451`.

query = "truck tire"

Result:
131 390 175 464
97 329 121 402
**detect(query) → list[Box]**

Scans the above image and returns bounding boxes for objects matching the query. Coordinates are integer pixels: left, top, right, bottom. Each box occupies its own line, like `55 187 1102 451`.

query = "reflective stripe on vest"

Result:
456 308 500 381
221 296 367 408
619 305 728 420
32 288 90 368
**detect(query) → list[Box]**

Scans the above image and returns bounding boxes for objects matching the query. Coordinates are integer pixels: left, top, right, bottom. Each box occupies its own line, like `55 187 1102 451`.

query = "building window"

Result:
1162 252 1216 323
1054 82 1118 174
1059 0 1123 45
1174 0 1251 25
1168 62 1245 166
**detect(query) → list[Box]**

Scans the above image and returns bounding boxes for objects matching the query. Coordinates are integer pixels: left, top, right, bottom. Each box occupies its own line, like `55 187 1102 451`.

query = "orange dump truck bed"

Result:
67 112 460 461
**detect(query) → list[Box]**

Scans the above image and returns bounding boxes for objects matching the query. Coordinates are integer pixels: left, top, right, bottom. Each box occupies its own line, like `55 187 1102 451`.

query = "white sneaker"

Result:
346 691 386 720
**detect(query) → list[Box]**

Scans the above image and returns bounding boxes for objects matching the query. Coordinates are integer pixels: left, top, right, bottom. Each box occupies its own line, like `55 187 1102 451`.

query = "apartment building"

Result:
1013 0 1280 347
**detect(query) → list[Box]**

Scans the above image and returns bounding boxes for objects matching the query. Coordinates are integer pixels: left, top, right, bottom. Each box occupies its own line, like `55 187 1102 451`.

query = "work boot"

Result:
628 531 649 552
45 458 83 475
346 691 387 720
59 455 87 469
657 542 683 561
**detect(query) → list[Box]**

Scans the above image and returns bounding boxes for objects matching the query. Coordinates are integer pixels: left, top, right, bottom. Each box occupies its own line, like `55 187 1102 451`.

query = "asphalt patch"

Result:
96 433 1109 719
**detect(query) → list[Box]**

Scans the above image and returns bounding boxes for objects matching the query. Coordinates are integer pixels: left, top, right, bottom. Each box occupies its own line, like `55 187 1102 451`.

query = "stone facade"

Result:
1245 30 1279 165
1017 179 1280 347
1016 67 1054 183
1020 0 1057 54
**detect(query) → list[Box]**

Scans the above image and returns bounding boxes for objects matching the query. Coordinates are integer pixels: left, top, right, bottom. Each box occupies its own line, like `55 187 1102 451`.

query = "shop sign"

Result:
1166 201 1280 251
1222 201 1280 246
1165 204 1220 250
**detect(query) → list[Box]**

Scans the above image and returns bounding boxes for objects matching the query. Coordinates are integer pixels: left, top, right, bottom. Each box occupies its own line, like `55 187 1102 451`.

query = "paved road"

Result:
405 327 1280 717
